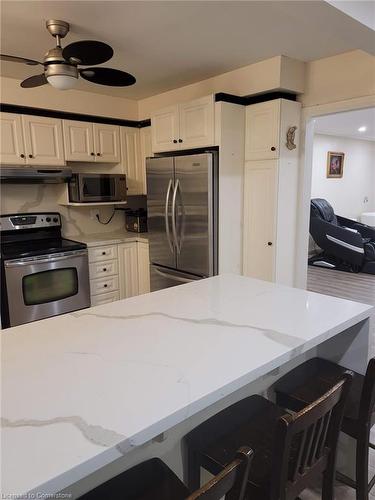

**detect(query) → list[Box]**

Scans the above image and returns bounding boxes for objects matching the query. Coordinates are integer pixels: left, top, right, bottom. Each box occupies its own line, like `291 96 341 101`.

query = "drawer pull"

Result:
103 268 107 272
104 284 108 288
102 251 106 255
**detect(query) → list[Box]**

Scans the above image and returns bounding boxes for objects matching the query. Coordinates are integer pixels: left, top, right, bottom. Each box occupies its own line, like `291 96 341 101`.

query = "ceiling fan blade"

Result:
1 53 43 66
20 74 48 88
80 67 136 87
62 41 113 66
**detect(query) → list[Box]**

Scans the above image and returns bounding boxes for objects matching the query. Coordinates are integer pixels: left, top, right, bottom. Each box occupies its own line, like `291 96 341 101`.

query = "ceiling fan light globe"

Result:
46 74 78 90
45 63 78 90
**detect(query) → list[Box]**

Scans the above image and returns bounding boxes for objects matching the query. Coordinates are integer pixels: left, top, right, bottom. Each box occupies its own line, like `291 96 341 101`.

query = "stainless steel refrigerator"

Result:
146 152 218 291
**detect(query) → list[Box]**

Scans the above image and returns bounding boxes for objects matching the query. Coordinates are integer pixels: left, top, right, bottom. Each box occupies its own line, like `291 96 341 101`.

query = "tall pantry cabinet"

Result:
243 99 301 286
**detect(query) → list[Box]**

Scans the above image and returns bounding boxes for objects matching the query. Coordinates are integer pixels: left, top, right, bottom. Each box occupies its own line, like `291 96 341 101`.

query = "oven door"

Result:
4 249 90 327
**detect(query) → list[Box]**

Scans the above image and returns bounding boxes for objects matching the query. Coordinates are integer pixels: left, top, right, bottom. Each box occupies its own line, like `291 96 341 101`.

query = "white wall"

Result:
311 134 375 220
1 76 138 120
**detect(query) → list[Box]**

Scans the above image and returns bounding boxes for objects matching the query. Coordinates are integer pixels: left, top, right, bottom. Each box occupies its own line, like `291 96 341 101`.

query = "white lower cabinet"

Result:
118 242 139 299
88 240 150 305
137 241 151 295
243 161 277 282
91 291 120 306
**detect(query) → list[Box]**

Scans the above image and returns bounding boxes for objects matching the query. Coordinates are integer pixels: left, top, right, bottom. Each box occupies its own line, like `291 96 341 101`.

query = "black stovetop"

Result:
1 237 86 260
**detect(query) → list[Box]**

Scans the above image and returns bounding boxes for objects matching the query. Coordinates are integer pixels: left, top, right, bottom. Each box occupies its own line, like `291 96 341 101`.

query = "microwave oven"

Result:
68 173 127 203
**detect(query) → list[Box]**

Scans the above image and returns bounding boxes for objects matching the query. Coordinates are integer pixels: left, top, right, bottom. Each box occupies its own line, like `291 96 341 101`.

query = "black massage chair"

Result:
309 198 375 275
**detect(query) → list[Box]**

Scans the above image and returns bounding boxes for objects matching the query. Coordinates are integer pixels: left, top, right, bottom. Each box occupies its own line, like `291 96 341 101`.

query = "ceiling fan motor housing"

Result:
45 20 70 39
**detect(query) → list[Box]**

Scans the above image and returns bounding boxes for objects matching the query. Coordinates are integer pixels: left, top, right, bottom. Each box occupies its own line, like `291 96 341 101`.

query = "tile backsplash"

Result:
0 183 125 237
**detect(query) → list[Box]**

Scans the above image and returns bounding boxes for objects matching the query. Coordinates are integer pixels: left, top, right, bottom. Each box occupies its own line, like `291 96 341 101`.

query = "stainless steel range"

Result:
0 213 90 328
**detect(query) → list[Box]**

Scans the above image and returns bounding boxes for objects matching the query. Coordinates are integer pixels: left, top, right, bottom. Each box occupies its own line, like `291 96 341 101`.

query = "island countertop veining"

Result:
1 274 373 496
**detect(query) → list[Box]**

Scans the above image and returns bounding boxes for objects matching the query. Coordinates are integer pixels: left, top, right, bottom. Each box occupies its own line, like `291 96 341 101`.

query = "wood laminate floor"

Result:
300 266 375 499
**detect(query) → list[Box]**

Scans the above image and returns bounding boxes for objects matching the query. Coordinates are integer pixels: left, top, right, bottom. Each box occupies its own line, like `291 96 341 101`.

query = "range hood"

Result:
0 167 73 184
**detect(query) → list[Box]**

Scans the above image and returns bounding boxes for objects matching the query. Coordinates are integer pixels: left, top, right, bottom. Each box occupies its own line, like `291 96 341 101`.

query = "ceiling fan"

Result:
0 19 136 90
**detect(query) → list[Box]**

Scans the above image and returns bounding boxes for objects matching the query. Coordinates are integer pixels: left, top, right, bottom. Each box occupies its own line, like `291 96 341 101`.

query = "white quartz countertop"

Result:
1 274 373 496
69 231 148 247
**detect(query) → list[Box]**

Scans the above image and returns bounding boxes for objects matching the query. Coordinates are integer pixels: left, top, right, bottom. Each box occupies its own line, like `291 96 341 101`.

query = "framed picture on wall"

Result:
327 151 344 178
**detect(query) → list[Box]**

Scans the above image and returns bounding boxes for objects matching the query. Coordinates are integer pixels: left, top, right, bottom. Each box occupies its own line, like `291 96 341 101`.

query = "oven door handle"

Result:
4 249 87 267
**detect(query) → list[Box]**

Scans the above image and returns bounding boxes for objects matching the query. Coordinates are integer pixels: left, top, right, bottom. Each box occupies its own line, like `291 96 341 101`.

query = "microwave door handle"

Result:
4 250 87 267
165 179 174 254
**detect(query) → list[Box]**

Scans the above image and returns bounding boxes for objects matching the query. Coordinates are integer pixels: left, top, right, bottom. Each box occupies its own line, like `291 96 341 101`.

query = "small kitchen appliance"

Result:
68 173 127 203
0 212 90 328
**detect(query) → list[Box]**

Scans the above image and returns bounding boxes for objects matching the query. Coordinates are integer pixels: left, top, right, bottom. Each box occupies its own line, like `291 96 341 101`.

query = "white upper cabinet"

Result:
151 105 179 153
179 95 215 150
245 100 281 160
151 95 215 153
0 113 25 165
93 123 120 163
63 121 120 163
63 120 95 162
120 127 143 195
22 115 65 166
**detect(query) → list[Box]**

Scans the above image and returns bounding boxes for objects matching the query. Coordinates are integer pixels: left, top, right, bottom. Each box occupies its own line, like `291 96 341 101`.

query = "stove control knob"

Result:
46 217 51 223
53 217 58 223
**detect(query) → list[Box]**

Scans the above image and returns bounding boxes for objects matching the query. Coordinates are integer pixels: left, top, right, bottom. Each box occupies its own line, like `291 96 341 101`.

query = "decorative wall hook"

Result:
286 126 297 150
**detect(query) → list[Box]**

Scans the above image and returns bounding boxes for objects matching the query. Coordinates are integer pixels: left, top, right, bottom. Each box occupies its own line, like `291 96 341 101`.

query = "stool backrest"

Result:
271 371 352 500
187 446 253 500
359 358 375 426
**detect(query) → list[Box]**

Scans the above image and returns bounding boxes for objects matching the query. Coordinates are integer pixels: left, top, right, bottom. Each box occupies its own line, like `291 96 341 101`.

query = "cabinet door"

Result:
93 123 120 163
139 127 153 194
151 105 179 153
63 120 95 161
22 115 65 165
137 242 150 295
118 242 139 299
120 127 142 195
245 100 280 160
0 113 25 165
179 95 215 149
243 160 278 282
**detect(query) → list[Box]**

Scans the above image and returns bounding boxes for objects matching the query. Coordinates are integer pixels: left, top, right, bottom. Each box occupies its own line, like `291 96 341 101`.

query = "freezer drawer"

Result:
150 264 202 292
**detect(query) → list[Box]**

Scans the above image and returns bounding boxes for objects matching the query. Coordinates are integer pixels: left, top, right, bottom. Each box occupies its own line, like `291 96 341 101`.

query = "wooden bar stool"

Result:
274 357 375 500
78 446 253 500
184 373 352 500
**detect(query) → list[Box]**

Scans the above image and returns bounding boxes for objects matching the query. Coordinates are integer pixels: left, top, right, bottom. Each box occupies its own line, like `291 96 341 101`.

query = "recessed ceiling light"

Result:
358 126 367 132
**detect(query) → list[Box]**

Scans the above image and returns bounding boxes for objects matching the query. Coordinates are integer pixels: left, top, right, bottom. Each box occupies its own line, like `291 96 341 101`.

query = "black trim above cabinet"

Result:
0 103 151 128
215 91 297 106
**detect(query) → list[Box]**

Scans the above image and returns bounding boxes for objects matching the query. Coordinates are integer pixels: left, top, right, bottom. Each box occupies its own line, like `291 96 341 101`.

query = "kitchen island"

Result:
1 274 373 498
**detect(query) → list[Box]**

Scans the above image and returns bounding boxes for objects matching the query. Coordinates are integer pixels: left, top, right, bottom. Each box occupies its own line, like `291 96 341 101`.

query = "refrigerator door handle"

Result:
153 266 199 283
165 178 174 254
172 178 182 254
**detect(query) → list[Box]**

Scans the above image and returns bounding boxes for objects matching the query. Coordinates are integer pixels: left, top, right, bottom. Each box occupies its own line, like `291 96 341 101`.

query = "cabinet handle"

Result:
178 139 183 143
173 140 178 144
103 268 107 272
104 284 108 288
90 152 95 156
102 251 106 255
267 242 273 246
271 147 276 151
28 154 33 158
97 152 101 156
20 154 25 158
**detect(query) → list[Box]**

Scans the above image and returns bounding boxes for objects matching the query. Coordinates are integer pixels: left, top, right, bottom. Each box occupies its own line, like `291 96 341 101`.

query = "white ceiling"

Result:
1 1 374 100
314 108 375 141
